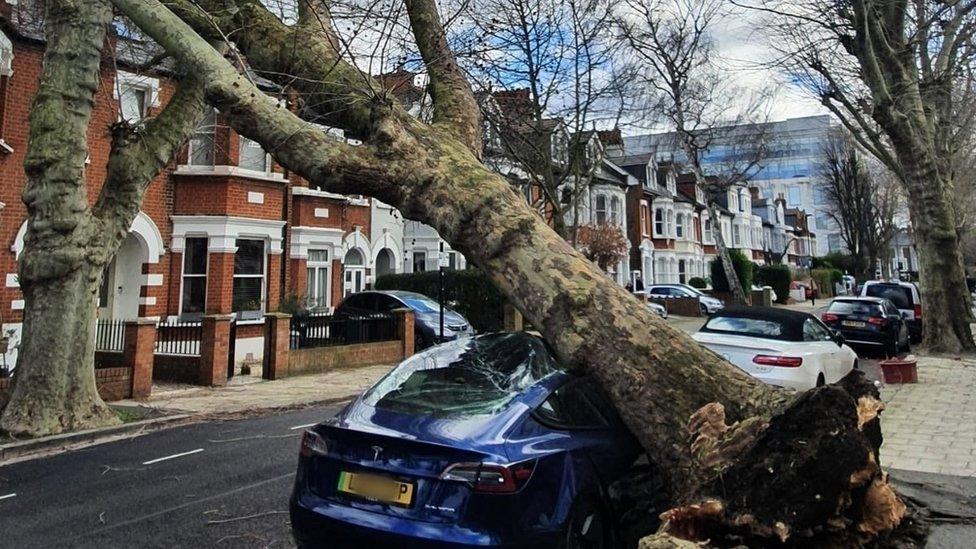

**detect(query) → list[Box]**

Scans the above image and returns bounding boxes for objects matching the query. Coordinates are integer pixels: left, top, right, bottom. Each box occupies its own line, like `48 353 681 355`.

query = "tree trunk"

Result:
0 0 207 437
904 170 975 352
0 0 118 435
707 204 748 304
116 0 910 543
890 134 976 352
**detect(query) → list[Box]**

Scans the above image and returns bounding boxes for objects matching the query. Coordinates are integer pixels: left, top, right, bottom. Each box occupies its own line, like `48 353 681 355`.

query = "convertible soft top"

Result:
700 305 815 341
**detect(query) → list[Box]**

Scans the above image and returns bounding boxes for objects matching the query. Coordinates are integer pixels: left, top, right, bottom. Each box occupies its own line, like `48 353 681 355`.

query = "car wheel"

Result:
699 303 708 316
565 498 607 549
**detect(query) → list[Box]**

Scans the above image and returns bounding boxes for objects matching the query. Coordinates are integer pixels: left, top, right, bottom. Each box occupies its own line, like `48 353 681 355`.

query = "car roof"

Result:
702 305 814 341
353 290 428 300
834 296 886 303
863 280 917 289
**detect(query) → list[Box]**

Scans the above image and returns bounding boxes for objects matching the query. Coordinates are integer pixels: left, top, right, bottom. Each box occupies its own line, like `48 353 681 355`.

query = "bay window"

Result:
233 239 265 318
654 208 664 236
676 213 685 239
181 237 208 317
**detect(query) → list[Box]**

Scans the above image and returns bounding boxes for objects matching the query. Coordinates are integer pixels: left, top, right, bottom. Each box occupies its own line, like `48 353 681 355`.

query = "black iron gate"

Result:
227 320 237 380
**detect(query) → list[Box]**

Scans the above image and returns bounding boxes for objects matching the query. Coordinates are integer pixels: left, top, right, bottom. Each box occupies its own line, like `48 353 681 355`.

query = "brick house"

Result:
0 4 408 370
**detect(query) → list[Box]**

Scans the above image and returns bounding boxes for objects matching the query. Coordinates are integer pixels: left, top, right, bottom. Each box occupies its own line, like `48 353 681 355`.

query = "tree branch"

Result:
404 0 482 155
91 75 208 260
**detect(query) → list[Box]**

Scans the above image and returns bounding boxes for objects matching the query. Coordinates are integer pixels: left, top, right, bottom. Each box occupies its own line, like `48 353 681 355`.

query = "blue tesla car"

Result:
290 332 642 548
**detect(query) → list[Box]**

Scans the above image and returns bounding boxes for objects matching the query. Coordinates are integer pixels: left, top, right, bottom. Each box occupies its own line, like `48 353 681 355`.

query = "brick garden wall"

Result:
649 296 702 316
288 340 403 376
153 354 200 384
0 365 133 402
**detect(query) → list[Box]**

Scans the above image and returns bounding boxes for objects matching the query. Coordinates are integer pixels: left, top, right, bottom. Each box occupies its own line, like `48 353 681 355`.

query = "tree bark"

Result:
115 0 908 543
706 203 748 304
0 0 208 436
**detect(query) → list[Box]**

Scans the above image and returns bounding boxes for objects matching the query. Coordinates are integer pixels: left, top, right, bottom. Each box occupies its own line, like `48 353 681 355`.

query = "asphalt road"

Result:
0 403 345 548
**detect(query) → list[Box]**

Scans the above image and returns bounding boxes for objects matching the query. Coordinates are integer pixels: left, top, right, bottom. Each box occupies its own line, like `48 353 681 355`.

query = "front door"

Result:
344 268 365 297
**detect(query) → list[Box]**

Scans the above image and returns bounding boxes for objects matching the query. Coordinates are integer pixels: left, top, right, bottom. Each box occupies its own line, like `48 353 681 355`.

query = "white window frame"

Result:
609 196 621 225
595 194 608 225
232 238 267 320
238 136 272 175
187 108 217 167
179 236 209 318
676 213 685 239
114 71 160 123
640 201 650 237
306 249 331 310
653 208 664 237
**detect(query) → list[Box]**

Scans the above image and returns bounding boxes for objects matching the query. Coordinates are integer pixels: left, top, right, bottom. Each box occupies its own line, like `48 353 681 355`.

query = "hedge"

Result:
374 269 507 332
810 268 844 298
710 250 754 293
688 277 708 289
755 264 791 304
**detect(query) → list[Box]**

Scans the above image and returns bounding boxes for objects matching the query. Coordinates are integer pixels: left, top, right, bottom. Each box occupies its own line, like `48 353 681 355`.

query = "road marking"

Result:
289 422 318 431
142 448 204 465
0 493 15 501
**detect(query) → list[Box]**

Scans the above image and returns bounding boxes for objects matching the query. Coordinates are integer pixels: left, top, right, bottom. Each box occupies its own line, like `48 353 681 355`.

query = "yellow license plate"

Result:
337 471 414 507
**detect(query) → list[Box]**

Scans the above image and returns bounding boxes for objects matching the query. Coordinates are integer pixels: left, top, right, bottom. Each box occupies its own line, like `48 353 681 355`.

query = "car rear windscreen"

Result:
864 284 912 309
362 333 560 417
701 316 786 339
828 301 883 316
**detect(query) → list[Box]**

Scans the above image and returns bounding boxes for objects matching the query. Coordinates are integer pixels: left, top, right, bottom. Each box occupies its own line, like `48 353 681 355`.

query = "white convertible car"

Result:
692 306 858 390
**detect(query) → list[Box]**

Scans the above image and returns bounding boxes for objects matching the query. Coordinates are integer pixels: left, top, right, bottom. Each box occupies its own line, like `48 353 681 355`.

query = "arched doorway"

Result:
343 248 366 297
97 233 146 319
375 248 395 279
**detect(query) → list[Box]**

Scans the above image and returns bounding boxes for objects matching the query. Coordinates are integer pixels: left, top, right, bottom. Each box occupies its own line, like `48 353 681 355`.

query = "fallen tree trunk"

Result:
115 0 907 544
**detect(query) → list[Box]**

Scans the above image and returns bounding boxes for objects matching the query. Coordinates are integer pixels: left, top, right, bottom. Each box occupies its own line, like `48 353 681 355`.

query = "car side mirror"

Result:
833 330 845 346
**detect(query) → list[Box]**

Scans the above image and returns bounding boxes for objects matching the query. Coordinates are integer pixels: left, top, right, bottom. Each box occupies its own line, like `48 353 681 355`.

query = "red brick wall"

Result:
0 367 134 402
206 253 235 314
173 176 285 219
289 341 402 375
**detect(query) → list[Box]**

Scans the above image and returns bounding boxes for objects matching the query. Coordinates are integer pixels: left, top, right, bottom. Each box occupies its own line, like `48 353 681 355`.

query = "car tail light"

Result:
300 430 329 458
753 355 803 368
440 461 535 493
867 316 887 326
914 304 922 319
821 313 838 323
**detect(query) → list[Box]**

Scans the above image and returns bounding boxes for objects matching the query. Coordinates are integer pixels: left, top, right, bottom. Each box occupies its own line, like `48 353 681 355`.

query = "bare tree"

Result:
617 0 771 305
818 131 903 282
757 0 976 352
462 0 634 241
0 0 207 435
17 0 907 544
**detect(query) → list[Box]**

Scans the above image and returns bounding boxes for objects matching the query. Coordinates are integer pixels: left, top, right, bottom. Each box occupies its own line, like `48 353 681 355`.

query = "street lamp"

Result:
438 241 446 340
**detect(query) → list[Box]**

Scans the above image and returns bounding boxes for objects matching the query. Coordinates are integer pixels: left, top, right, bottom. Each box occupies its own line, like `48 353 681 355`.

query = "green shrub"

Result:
688 277 708 289
710 250 754 293
374 269 507 332
755 265 791 304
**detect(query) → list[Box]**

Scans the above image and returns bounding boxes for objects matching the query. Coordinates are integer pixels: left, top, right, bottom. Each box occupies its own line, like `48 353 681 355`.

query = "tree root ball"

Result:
650 372 906 547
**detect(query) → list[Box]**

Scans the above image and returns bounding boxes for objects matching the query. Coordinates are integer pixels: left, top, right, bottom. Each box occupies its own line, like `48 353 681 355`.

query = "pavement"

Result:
0 402 344 548
113 363 394 417
880 355 976 476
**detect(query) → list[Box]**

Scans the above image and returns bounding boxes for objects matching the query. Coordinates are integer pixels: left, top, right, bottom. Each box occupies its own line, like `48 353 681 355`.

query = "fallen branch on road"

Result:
206 510 288 525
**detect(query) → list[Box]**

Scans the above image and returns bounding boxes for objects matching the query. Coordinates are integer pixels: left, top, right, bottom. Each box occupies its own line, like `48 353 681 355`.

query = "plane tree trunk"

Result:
117 0 907 544
0 0 207 437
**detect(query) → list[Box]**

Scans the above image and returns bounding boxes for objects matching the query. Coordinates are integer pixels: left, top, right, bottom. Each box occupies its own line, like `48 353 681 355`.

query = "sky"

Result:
708 5 829 123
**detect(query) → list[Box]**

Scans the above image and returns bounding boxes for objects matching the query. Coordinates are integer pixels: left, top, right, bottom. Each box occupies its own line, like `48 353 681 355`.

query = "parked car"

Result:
692 306 857 390
290 332 642 549
647 300 668 319
646 284 725 315
859 280 922 343
750 284 779 303
334 290 473 350
821 297 909 357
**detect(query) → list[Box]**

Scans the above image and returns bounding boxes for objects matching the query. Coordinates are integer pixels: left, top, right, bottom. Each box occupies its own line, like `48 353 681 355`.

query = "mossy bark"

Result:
0 0 208 437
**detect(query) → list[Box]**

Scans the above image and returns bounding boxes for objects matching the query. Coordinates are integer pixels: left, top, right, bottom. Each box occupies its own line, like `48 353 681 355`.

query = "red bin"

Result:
879 357 918 384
